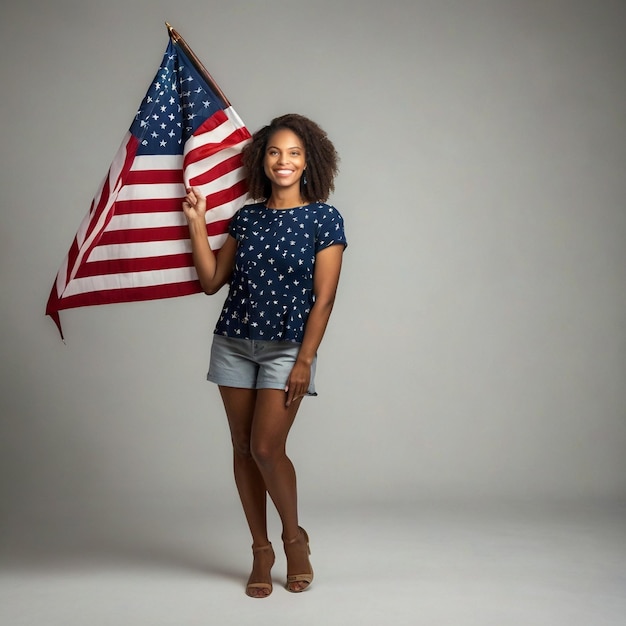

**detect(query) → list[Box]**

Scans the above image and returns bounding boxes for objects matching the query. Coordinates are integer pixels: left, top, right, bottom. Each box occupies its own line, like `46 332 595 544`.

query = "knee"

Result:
250 441 283 469
231 436 253 459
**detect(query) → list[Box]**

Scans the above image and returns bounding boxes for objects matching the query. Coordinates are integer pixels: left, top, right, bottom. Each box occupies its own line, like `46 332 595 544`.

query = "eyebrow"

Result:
267 145 303 150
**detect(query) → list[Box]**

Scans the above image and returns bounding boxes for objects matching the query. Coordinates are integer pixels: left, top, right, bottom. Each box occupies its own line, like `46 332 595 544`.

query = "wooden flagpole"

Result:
165 22 232 107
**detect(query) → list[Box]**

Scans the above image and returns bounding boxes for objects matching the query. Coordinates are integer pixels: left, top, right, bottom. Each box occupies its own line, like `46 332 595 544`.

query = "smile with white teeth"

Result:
275 169 294 175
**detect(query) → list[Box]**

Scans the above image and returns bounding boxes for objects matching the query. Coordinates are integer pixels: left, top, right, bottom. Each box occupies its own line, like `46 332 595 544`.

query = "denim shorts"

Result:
207 334 317 395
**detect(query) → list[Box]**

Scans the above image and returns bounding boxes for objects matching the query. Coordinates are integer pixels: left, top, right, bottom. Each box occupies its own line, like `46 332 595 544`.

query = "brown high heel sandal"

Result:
246 543 275 598
283 527 314 593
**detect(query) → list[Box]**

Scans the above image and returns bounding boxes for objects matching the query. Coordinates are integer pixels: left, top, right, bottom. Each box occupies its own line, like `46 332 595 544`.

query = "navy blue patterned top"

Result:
214 202 347 342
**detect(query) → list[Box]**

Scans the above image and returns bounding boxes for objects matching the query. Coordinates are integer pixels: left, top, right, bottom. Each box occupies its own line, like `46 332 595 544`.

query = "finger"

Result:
190 186 205 201
288 383 307 407
285 385 294 408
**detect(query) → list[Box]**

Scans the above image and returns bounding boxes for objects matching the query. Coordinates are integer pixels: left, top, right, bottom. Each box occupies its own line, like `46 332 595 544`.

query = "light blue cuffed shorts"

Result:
207 334 317 395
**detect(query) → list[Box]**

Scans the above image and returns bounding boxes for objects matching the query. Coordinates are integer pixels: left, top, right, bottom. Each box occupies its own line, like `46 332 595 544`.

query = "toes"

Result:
247 587 271 598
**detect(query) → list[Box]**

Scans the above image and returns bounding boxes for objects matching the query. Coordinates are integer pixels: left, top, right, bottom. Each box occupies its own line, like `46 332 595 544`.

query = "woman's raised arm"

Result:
183 187 237 294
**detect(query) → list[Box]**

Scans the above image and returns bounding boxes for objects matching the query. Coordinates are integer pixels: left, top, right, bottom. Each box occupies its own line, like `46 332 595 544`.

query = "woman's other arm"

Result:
285 244 344 406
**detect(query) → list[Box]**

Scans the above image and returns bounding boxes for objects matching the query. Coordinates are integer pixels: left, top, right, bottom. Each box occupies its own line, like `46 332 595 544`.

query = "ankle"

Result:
282 527 302 545
252 542 274 555
252 538 272 549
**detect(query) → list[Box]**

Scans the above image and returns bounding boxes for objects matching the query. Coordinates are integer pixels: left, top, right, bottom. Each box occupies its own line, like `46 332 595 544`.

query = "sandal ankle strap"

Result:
252 542 273 553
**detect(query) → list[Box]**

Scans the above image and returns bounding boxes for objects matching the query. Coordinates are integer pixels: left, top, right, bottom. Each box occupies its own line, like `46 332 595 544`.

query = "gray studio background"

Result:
2 0 626 549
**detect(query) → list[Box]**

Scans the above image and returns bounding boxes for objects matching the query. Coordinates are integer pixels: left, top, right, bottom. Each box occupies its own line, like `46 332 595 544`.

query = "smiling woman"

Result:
263 129 307 199
243 113 339 206
182 113 346 598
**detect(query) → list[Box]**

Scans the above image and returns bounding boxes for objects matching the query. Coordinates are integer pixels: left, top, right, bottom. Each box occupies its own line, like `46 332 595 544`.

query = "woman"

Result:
182 114 347 597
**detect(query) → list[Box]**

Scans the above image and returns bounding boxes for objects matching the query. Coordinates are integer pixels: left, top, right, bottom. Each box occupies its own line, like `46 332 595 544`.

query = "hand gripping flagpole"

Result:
165 22 231 108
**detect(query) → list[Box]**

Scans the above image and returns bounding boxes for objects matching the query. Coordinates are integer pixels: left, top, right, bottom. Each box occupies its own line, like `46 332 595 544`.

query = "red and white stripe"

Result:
47 107 250 335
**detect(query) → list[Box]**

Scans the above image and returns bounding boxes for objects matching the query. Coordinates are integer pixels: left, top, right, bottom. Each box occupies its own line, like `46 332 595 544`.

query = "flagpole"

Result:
165 22 232 107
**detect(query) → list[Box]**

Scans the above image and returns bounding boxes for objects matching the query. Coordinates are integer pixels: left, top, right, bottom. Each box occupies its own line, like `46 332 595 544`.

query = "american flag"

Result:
46 32 251 339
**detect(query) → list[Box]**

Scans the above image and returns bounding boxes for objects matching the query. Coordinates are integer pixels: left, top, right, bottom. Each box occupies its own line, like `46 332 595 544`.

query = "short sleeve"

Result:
315 204 347 253
228 209 244 242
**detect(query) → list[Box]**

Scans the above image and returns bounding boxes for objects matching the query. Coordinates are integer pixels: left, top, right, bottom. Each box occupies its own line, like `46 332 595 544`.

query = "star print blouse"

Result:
214 202 347 342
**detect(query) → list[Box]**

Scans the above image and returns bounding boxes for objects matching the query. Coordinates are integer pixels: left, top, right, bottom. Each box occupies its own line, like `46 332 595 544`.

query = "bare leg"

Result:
219 386 274 597
250 389 312 591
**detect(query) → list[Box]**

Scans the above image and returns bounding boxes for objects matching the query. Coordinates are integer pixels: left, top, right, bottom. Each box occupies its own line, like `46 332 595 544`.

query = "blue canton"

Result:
215 202 347 342
129 39 223 155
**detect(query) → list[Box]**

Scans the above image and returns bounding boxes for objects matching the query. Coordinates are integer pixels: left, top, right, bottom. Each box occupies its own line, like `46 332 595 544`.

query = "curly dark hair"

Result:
242 113 339 203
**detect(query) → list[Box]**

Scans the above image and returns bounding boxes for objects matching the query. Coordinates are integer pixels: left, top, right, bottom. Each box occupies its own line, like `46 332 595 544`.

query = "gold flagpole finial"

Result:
162 24 231 107
165 22 178 40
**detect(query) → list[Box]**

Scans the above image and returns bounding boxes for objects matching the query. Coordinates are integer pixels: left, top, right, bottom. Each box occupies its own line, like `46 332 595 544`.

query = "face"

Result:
263 128 306 191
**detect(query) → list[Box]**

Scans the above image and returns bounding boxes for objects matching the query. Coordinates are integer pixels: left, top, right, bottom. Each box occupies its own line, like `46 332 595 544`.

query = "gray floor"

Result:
1 499 625 626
